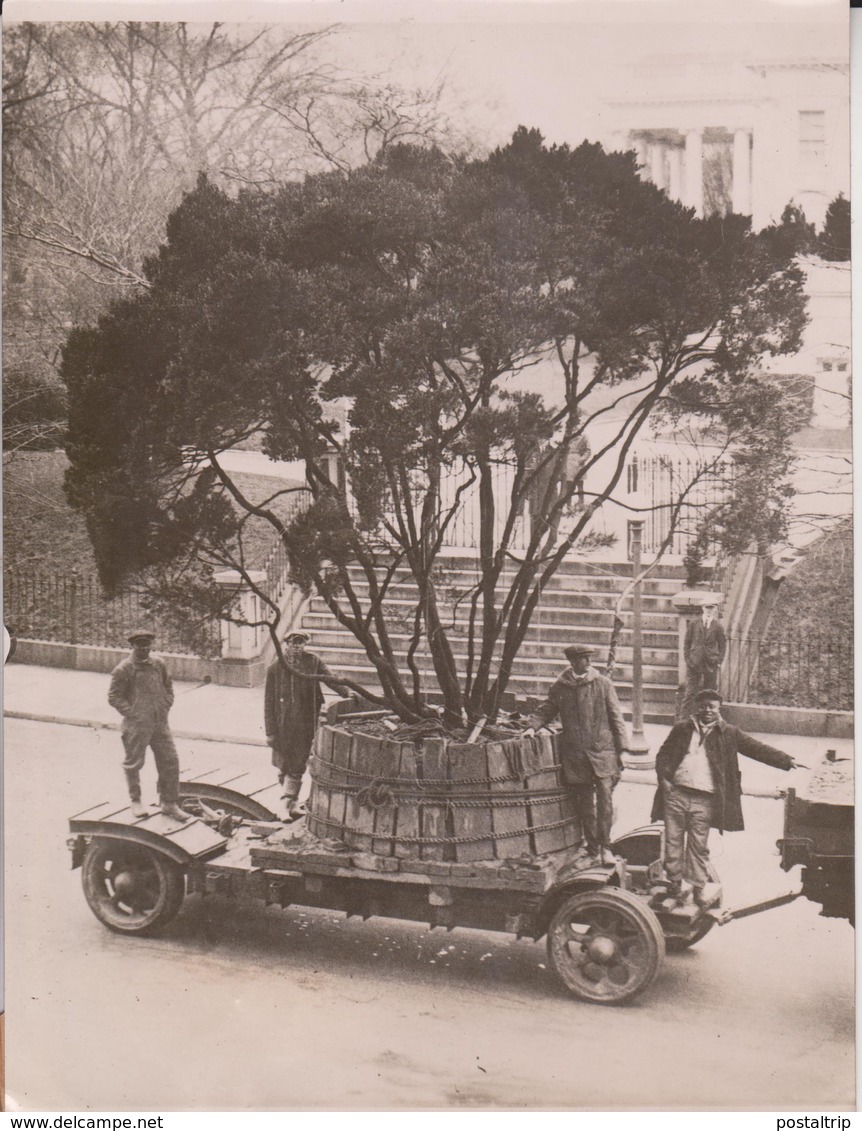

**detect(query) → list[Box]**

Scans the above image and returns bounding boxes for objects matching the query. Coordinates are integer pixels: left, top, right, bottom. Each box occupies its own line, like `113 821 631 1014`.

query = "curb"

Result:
6 709 783 798
4 710 267 748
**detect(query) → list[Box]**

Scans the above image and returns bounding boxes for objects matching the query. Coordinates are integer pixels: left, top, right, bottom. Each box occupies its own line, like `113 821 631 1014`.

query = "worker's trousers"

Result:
571 772 619 852
663 783 715 890
121 720 180 804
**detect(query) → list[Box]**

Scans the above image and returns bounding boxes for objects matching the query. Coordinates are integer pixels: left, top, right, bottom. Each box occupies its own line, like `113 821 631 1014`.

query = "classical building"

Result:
604 55 849 229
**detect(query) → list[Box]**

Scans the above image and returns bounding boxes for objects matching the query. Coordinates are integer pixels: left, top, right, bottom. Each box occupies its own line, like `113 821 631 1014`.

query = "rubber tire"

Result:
546 887 665 1004
82 840 185 936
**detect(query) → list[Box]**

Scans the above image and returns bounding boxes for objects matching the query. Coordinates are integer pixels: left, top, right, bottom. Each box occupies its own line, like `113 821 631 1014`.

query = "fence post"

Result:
69 572 78 646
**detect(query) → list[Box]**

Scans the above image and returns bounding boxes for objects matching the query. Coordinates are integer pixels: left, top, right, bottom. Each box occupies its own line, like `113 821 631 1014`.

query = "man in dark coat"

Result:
524 644 629 865
684 601 726 695
108 629 188 822
651 689 803 907
264 630 348 819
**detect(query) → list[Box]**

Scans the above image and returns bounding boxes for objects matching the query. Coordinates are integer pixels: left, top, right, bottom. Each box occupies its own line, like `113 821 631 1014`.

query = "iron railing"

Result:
4 570 221 655
722 631 853 712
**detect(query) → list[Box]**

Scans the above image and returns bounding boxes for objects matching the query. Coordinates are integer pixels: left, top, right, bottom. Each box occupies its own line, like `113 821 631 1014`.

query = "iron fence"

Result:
630 454 731 557
723 631 853 712
4 569 221 655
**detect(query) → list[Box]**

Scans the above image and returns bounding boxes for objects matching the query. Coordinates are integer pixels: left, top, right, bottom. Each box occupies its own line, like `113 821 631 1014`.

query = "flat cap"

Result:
284 629 311 643
694 688 723 703
564 644 595 659
127 628 156 643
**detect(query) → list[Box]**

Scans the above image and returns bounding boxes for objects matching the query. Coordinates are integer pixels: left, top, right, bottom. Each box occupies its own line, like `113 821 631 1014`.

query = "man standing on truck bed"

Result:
108 629 188 822
523 644 629 866
651 688 804 908
265 629 349 821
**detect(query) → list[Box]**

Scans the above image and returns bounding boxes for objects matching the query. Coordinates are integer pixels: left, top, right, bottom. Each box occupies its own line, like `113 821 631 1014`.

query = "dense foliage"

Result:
62 129 808 723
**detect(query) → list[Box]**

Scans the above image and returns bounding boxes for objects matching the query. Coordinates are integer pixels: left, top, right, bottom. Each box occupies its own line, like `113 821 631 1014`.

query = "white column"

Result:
633 136 648 172
731 128 752 215
684 128 704 216
812 365 850 429
667 146 683 201
649 142 665 189
214 569 267 659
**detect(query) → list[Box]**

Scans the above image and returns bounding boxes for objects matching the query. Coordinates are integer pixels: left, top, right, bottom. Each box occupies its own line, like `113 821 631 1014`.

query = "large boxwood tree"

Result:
62 127 807 726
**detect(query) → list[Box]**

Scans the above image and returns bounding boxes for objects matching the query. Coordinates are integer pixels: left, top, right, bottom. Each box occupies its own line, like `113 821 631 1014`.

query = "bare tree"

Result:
3 21 466 451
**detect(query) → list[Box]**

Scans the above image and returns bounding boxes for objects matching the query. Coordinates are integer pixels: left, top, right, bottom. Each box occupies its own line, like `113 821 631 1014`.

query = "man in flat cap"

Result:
651 688 803 907
524 644 629 864
108 629 187 821
264 630 349 820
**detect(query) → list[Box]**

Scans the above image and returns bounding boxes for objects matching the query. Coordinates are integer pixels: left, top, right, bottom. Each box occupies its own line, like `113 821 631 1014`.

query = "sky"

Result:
8 0 849 156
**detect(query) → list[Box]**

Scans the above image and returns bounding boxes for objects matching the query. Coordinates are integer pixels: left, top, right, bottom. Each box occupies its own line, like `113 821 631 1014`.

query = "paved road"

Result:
4 718 854 1111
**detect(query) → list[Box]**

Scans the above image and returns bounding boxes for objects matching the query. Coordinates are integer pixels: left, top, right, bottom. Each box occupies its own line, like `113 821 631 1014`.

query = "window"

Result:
822 361 833 372
799 111 826 190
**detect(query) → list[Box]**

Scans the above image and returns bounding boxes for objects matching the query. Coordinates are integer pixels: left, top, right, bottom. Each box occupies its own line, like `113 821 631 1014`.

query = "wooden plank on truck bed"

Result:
394 741 419 860
306 726 333 839
329 727 353 843
449 742 496 863
348 732 378 853
419 737 448 862
371 738 402 857
488 739 532 859
526 733 570 855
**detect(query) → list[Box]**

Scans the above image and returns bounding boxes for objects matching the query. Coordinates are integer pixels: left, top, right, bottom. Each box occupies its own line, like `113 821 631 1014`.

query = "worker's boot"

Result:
280 793 304 822
130 799 150 819
160 801 189 822
281 774 304 822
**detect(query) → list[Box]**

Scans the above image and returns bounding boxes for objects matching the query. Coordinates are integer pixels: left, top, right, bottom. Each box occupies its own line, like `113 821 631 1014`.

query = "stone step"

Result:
323 586 679 612
301 616 679 649
345 558 694 581
315 645 680 685
308 633 678 667
330 662 680 706
305 600 678 631
338 570 688 597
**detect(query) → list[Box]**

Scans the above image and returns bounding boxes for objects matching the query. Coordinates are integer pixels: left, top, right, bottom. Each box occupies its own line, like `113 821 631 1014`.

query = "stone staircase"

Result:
298 558 700 724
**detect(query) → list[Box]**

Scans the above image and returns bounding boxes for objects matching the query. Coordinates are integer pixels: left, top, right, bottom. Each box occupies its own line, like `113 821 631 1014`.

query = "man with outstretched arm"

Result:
651 688 805 908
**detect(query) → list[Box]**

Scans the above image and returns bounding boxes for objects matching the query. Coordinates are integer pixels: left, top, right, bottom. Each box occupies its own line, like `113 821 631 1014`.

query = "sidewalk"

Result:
3 661 852 796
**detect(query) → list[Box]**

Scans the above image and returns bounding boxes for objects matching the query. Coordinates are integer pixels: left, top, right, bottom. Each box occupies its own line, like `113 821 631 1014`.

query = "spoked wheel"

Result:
547 887 665 1004
178 787 275 825
82 840 185 935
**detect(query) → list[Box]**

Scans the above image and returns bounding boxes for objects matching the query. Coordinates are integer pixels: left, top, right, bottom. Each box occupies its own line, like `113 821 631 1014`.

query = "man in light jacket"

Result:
524 644 629 865
651 688 803 907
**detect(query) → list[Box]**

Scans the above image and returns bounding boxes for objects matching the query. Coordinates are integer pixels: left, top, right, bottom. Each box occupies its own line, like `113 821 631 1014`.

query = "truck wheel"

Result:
82 840 185 935
178 785 276 823
547 887 665 1004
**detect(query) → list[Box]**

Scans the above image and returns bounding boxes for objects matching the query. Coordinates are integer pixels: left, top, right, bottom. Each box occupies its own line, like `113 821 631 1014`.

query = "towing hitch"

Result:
706 889 803 926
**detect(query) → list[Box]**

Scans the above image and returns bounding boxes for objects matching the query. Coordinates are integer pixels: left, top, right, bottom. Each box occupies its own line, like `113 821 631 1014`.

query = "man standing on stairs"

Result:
684 600 726 699
523 644 629 865
265 629 349 820
108 629 188 822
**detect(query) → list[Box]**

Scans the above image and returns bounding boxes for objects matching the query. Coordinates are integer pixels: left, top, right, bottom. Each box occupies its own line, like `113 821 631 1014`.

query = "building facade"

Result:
604 56 849 230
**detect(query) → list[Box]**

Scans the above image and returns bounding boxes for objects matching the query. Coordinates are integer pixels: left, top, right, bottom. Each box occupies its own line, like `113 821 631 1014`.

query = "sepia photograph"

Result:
2 0 854 1112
